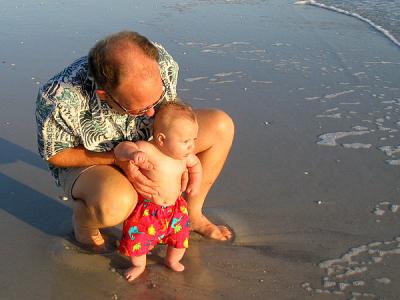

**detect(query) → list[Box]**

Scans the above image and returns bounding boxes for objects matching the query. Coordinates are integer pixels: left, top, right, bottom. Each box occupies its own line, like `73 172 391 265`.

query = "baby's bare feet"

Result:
165 261 185 272
124 266 145 282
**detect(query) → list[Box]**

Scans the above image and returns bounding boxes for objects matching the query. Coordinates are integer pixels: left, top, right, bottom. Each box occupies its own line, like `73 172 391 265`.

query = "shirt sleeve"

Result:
35 87 81 161
153 42 179 101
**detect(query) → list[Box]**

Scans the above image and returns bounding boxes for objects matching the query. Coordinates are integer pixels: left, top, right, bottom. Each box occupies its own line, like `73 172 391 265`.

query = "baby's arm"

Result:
185 154 202 195
113 141 152 169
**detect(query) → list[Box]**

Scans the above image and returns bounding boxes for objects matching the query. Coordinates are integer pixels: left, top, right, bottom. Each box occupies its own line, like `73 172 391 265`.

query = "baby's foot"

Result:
165 261 185 272
124 266 145 282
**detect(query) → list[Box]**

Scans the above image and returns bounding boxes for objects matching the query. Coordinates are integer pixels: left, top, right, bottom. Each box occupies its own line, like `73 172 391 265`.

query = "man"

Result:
36 31 234 252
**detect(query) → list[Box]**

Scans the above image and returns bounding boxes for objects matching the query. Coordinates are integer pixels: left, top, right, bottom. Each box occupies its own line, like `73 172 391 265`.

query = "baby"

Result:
115 101 202 281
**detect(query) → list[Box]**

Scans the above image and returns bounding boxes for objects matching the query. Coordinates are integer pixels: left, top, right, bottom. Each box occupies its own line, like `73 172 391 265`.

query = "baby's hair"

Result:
153 100 197 134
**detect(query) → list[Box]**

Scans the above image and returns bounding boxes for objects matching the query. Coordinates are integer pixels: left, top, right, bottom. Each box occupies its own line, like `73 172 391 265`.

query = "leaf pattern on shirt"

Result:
35 43 178 185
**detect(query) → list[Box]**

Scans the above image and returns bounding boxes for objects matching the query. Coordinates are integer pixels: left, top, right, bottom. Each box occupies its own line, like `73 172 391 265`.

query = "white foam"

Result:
375 277 391 284
378 145 400 157
240 49 266 54
213 71 242 77
200 49 218 53
316 113 342 119
342 143 372 149
326 107 339 112
352 280 365 287
299 1 400 48
386 159 400 166
378 126 397 133
364 61 399 65
205 43 223 48
324 90 354 99
372 201 399 216
340 102 360 105
352 126 369 131
373 208 385 216
184 77 208 82
210 80 235 84
317 131 369 146
251 80 273 84
389 204 399 213
305 96 321 101
304 236 400 297
353 72 366 77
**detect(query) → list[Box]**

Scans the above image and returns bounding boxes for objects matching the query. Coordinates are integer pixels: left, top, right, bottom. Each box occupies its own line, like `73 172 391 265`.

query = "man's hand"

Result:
185 172 201 195
117 160 159 199
185 154 202 196
180 169 189 193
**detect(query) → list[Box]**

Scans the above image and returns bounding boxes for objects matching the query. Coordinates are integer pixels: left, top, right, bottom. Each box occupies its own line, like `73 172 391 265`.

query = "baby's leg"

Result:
124 255 146 282
165 247 186 272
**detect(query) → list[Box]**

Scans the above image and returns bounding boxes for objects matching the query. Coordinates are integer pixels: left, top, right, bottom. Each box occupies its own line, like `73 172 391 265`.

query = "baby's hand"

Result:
133 151 153 170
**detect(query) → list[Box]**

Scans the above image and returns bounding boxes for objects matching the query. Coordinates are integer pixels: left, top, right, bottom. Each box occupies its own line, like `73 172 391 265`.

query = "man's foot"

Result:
190 215 233 241
69 216 117 254
165 261 185 272
124 266 145 282
72 216 105 246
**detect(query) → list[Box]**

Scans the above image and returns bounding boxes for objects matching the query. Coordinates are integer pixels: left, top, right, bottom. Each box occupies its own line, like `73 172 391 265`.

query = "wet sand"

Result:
1 0 400 299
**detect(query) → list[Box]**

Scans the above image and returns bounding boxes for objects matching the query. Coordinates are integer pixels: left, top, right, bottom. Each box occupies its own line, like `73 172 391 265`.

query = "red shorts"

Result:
119 195 190 257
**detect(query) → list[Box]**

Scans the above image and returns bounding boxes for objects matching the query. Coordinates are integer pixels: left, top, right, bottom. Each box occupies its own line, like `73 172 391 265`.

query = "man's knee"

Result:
195 109 235 152
213 109 235 138
95 187 137 226
72 165 138 226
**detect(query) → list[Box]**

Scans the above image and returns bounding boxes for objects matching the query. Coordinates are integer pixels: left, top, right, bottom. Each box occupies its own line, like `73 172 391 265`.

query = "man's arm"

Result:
48 146 114 167
49 142 159 199
185 154 202 195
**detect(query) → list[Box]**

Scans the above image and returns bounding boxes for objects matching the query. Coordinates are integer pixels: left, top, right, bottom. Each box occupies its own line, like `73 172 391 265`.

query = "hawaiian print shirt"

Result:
35 43 179 185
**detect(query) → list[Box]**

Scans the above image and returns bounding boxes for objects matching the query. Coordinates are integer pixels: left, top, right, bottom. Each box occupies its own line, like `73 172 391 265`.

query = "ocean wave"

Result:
295 0 400 49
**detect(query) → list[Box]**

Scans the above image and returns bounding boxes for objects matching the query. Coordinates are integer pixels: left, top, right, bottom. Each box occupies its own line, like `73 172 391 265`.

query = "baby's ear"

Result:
156 133 166 146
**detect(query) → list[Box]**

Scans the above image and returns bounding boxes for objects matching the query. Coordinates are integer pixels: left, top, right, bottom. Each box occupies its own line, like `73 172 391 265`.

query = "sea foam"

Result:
295 1 400 48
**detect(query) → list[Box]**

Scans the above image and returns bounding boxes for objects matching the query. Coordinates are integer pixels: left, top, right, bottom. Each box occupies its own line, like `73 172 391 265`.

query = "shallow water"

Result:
313 0 400 45
1 0 400 299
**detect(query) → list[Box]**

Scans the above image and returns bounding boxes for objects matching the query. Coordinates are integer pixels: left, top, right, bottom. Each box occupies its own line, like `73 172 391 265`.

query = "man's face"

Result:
106 58 164 117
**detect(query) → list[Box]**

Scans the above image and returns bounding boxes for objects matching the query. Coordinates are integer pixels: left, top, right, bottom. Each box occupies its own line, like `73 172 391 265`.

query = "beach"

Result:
1 0 400 299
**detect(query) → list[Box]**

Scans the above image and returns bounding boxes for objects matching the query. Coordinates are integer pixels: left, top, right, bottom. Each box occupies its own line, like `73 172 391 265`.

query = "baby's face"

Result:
159 118 198 160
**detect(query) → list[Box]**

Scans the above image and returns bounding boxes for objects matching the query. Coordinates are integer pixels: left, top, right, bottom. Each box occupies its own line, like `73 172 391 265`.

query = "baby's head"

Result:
153 101 198 159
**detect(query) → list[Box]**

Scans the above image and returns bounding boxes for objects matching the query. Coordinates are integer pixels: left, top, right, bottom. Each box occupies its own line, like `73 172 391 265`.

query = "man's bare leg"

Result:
165 247 186 272
71 165 137 246
125 255 146 282
189 109 235 241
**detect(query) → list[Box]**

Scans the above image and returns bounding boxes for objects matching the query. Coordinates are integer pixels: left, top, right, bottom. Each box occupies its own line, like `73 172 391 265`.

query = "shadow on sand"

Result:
0 137 72 236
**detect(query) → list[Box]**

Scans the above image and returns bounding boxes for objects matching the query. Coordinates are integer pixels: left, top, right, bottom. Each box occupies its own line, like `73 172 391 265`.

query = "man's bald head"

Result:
88 31 159 93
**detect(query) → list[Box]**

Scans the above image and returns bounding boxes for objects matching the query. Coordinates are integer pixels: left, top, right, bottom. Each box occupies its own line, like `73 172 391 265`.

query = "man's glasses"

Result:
107 85 166 117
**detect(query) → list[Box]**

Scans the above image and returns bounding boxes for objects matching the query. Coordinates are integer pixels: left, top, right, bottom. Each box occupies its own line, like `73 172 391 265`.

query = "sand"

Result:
1 0 400 299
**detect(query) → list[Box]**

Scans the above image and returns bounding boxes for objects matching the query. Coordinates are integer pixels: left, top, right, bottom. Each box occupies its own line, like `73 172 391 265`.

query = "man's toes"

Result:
218 225 233 240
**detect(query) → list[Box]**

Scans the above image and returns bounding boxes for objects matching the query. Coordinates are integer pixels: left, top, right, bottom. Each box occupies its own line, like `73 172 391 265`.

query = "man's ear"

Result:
96 89 108 101
156 133 166 146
